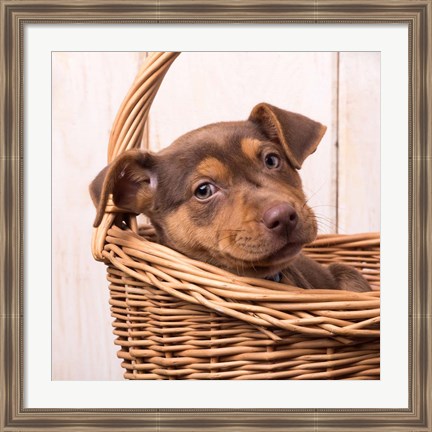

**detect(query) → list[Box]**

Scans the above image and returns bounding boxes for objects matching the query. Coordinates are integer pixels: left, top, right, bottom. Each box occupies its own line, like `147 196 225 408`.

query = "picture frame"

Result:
1 0 430 430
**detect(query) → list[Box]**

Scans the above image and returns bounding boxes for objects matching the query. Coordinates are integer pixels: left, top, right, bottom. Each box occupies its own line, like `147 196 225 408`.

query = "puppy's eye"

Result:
194 182 217 200
264 153 281 169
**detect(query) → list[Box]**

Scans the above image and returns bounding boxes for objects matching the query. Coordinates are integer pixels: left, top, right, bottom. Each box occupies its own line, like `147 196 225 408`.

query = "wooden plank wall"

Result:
51 52 380 380
338 52 381 233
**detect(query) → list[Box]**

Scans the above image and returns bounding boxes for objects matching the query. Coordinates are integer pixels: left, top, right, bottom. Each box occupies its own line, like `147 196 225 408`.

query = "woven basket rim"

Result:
104 224 380 339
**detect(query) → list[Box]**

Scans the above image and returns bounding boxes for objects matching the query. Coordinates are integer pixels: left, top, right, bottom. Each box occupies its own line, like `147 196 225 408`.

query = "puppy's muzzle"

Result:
262 203 298 235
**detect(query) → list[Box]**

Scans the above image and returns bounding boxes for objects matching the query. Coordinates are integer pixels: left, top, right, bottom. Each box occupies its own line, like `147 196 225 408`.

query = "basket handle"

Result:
107 52 180 162
92 52 180 260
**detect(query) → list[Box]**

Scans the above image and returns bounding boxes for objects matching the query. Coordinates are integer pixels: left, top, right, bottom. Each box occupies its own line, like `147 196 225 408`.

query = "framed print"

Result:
53 50 382 386
1 1 431 431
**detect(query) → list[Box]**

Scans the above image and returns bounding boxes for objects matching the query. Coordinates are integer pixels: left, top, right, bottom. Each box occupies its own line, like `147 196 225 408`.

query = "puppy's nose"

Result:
262 203 298 234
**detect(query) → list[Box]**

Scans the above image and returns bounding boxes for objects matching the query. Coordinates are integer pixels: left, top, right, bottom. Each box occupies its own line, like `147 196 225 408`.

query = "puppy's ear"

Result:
249 103 327 169
89 149 157 227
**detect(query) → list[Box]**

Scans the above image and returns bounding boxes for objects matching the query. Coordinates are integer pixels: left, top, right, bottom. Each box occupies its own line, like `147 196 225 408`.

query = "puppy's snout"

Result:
262 203 298 234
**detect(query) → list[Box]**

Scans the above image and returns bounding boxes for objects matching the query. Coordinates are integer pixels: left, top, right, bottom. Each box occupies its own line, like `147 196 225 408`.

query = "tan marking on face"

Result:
240 138 262 161
163 206 219 261
196 157 231 183
165 206 199 249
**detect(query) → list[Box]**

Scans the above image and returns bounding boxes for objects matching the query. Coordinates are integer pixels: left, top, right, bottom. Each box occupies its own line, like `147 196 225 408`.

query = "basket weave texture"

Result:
92 52 380 380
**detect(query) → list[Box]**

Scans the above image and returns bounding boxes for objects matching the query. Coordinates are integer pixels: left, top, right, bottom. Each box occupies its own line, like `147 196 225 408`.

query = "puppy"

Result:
91 103 370 292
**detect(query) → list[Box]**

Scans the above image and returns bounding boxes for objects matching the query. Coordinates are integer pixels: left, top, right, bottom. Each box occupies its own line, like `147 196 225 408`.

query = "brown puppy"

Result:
91 103 370 292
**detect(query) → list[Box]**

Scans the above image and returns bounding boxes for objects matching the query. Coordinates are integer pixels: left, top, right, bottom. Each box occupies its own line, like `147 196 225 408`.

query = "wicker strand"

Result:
108 52 180 161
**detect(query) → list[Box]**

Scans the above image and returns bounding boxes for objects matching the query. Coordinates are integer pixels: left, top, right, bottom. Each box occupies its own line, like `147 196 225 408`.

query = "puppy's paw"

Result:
328 263 371 292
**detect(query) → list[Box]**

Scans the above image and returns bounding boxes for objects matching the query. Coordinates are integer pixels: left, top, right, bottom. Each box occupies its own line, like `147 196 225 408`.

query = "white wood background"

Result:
52 52 380 380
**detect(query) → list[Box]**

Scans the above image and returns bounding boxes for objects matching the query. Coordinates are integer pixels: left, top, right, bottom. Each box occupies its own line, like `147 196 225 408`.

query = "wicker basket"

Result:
92 52 380 380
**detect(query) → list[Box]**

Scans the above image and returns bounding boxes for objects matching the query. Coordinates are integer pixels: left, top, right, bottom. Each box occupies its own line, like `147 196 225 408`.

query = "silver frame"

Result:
1 1 430 430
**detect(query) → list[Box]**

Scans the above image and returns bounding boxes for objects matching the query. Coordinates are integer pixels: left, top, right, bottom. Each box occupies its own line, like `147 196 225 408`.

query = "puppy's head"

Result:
91 103 326 277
